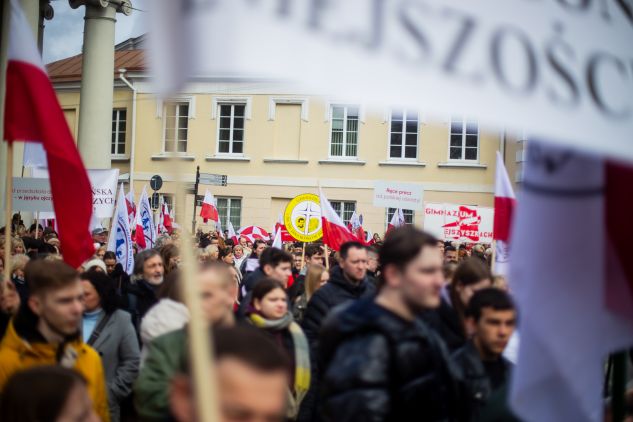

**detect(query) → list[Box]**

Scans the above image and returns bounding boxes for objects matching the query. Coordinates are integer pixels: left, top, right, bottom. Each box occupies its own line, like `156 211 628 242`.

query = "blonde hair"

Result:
305 264 327 301
11 254 30 273
11 238 25 254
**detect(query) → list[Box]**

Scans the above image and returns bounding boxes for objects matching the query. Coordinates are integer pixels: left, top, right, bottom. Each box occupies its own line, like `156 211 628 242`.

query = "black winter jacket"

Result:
318 298 463 422
422 297 466 352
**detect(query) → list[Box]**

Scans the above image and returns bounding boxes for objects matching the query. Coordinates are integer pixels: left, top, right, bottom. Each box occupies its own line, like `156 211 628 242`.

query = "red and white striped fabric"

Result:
319 187 358 251
200 189 219 223
4 0 93 267
125 188 136 227
493 151 517 275
386 208 405 234
238 226 270 243
227 221 239 244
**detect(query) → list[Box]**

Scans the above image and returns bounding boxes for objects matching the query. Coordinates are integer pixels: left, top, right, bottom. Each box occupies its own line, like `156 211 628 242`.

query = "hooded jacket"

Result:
0 311 110 422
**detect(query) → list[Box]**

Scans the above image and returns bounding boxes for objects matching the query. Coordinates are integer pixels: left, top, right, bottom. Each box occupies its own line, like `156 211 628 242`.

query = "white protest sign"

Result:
27 168 120 218
151 0 633 162
424 203 494 244
373 181 424 211
12 178 54 212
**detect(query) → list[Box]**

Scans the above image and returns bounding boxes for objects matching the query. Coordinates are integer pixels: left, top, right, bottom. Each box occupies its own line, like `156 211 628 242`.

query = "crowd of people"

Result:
0 215 522 422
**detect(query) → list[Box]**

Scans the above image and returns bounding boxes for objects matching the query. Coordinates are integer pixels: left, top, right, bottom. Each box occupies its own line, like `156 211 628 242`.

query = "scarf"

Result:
248 312 311 417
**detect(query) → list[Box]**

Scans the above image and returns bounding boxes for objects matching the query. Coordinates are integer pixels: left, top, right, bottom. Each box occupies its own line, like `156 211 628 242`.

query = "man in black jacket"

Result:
452 288 519 421
318 227 462 422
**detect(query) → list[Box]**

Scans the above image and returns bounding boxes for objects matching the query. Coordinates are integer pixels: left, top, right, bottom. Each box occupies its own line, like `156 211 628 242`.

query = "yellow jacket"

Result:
0 321 110 422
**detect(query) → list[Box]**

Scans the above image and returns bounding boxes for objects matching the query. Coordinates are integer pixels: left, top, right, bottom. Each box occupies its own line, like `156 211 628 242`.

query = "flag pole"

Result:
4 142 13 285
491 239 497 273
300 242 306 270
324 243 330 271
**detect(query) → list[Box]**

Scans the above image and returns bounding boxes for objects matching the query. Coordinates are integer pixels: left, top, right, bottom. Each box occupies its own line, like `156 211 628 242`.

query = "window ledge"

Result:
318 159 366 166
378 160 426 167
437 162 487 169
206 155 251 162
263 158 309 164
111 155 130 162
151 154 196 161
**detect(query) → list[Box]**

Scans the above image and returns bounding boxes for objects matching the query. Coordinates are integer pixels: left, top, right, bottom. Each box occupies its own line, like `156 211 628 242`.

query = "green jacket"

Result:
134 329 188 421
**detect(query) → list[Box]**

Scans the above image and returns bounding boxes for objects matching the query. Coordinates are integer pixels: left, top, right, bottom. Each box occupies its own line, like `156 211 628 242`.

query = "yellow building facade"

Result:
49 42 524 237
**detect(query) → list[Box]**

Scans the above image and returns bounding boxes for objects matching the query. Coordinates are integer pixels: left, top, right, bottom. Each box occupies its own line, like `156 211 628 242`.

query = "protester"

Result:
423 257 493 351
445 245 459 263
239 239 267 277
219 246 235 265
134 262 237 420
0 366 100 422
205 244 220 261
11 237 25 255
287 244 324 302
293 264 328 323
365 246 379 286
292 252 303 277
233 244 247 269
443 261 459 285
245 278 311 420
126 250 165 329
10 253 30 304
96 245 107 260
437 240 446 256
452 288 519 421
92 228 108 246
0 280 20 339
0 260 110 421
83 258 107 273
159 244 180 275
80 271 141 422
169 325 289 422
318 226 462 422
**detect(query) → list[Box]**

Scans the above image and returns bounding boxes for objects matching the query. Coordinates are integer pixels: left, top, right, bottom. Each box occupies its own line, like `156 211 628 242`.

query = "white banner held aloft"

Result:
373 181 424 211
12 178 54 212
27 168 119 218
424 203 494 244
151 0 633 162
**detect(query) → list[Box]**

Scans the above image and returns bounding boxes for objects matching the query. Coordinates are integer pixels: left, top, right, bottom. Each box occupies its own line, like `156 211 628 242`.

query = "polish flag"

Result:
274 213 295 242
271 228 282 249
200 189 219 223
216 218 224 238
125 188 136 227
509 142 633 422
227 221 239 244
319 188 358 251
386 208 405 233
135 186 156 250
348 211 368 245
158 201 173 235
493 151 517 275
4 0 93 267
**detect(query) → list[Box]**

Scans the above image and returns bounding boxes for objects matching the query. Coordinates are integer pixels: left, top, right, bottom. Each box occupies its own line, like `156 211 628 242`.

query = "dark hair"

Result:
79 270 118 314
156 269 183 303
465 288 516 322
133 249 162 276
339 241 366 260
250 278 285 304
25 260 79 296
378 227 438 290
253 239 267 249
159 244 180 274
445 245 457 254
259 248 292 269
103 251 116 261
305 244 321 258
452 258 492 289
218 246 233 260
28 223 43 233
0 366 87 422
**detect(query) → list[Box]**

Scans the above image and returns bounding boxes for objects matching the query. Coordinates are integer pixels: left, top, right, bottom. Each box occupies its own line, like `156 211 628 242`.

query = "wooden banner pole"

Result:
4 142 14 285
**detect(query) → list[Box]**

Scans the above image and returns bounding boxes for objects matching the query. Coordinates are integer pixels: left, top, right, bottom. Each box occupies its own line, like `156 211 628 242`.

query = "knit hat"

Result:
83 259 107 273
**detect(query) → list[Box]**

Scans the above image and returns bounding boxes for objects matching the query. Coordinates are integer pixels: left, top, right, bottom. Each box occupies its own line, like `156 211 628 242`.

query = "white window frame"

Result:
215 103 247 156
328 104 361 159
216 197 242 229
385 208 414 230
211 96 252 120
387 109 419 161
448 117 480 162
161 100 193 154
111 108 127 158
329 200 356 225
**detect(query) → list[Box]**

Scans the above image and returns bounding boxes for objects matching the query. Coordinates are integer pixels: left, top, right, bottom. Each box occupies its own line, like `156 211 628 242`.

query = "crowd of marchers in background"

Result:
0 211 558 422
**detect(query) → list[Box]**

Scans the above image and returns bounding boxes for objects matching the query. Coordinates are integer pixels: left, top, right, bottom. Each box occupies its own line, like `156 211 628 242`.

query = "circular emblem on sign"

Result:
284 194 322 243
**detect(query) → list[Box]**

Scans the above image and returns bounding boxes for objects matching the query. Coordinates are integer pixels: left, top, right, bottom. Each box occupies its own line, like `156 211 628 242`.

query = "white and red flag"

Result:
348 211 367 245
319 188 358 251
238 226 270 243
386 208 406 233
200 189 219 223
125 188 136 227
274 213 295 242
4 0 93 267
227 220 239 244
158 201 173 235
134 186 156 250
509 142 633 422
493 151 517 275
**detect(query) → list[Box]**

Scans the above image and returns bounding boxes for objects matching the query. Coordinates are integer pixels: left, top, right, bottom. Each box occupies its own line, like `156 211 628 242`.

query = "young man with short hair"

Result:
452 288 519 421
317 227 461 422
445 245 459 263
103 251 117 275
169 325 289 422
287 244 325 302
0 260 110 421
239 239 267 277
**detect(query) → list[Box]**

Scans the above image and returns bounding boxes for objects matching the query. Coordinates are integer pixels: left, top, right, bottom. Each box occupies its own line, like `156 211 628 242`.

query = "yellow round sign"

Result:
284 194 322 243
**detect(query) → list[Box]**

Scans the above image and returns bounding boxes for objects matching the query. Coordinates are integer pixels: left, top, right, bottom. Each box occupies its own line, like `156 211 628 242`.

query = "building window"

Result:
389 110 418 159
164 102 189 153
217 104 245 154
217 197 241 229
330 201 356 225
160 194 174 211
449 118 478 161
330 105 359 158
386 208 414 227
111 109 127 155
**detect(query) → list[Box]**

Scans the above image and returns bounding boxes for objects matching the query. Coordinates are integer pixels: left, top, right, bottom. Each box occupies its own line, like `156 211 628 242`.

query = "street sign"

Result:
199 173 227 186
151 192 160 210
150 174 163 191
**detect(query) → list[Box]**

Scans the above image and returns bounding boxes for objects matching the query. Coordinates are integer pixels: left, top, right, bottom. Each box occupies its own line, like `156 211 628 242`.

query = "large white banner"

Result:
424 202 494 243
151 0 633 162
24 168 120 218
373 180 424 210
